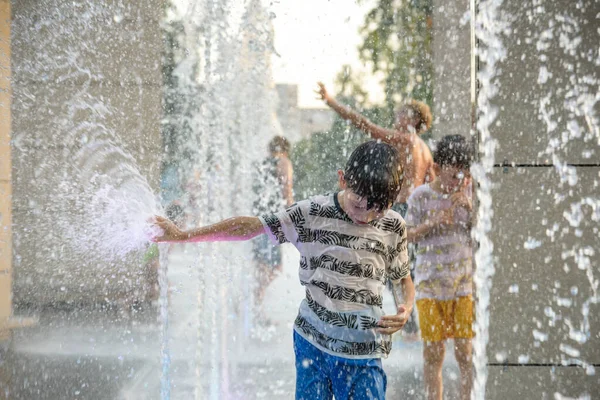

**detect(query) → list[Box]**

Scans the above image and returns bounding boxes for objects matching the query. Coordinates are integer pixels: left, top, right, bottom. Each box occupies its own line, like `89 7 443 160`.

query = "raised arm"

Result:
153 215 265 243
316 82 397 143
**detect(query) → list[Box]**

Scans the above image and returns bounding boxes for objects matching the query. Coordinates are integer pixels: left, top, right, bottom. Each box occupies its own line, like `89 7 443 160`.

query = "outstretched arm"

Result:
316 82 397 143
153 215 265 243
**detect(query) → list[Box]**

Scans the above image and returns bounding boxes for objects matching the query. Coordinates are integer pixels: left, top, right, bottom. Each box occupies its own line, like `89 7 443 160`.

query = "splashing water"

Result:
471 0 508 398
472 0 599 397
164 0 282 397
158 243 171 400
59 141 162 261
13 1 163 264
535 2 600 388
12 1 169 397
10 0 597 397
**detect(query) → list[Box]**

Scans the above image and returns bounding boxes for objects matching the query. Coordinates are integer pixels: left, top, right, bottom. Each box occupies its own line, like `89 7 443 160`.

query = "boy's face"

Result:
435 164 471 193
338 171 390 224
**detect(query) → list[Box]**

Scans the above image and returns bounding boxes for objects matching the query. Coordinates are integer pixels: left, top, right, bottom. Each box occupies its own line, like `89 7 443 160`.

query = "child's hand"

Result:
450 192 472 212
432 208 455 227
315 82 331 102
152 216 186 242
377 305 411 335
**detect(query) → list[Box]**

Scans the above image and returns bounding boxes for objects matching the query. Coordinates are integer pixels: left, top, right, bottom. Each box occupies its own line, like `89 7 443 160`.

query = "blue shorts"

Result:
293 331 386 400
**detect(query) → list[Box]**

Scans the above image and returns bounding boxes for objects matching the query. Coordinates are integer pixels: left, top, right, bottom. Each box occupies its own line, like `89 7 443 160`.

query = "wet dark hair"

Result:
344 140 403 211
433 135 473 169
268 136 290 154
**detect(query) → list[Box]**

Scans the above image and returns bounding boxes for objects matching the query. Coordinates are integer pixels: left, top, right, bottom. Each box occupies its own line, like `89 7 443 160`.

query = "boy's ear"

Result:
337 170 347 189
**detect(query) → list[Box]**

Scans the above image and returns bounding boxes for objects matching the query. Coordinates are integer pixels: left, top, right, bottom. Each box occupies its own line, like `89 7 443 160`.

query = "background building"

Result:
275 83 335 142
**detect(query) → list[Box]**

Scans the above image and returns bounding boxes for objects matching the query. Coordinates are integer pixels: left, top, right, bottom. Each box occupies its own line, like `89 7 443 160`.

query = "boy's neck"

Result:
336 191 354 220
337 191 347 213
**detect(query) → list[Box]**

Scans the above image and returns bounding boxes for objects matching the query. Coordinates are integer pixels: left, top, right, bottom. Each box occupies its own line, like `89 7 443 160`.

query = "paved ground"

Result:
2 245 461 399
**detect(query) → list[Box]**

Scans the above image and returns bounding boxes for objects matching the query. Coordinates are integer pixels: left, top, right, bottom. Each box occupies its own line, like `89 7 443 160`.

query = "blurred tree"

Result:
358 0 433 123
291 122 363 200
291 68 388 198
291 0 435 198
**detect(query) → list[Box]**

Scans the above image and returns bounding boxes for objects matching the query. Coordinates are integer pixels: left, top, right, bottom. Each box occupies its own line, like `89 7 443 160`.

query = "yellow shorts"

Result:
416 295 475 342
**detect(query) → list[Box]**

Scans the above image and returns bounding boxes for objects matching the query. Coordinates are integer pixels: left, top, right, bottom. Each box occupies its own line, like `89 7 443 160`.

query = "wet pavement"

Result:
2 247 461 399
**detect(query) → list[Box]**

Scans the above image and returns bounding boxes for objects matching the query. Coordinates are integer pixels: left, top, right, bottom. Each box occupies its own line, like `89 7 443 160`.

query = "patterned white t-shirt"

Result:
406 184 473 301
259 193 410 359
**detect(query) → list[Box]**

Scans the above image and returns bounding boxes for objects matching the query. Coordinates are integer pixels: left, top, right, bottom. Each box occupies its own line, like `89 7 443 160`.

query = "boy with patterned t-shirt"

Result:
153 141 414 400
406 135 474 400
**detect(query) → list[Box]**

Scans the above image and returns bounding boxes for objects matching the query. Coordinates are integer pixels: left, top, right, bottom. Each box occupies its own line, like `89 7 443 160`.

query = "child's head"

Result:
338 141 403 223
394 100 432 135
433 135 473 193
268 136 290 155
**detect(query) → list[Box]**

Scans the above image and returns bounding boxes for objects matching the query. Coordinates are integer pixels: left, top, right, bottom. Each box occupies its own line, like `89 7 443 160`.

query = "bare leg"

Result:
454 338 473 400
423 341 445 400
254 263 268 306
254 263 282 324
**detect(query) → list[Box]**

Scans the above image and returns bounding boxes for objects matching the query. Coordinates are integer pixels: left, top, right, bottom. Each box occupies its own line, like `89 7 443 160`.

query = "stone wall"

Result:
10 0 164 305
431 0 471 140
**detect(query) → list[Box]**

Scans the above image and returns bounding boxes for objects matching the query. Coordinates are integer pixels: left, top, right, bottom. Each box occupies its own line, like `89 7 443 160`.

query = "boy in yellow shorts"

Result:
406 135 474 400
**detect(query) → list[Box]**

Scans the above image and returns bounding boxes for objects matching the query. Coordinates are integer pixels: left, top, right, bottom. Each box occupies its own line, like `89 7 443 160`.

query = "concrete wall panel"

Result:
11 0 163 86
432 0 471 141
490 0 600 164
10 0 164 306
486 365 600 399
488 166 600 364
11 83 162 164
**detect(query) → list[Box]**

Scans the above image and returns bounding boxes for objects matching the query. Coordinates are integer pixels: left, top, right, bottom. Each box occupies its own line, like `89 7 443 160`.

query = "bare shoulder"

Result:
416 137 434 159
415 136 430 150
276 155 293 169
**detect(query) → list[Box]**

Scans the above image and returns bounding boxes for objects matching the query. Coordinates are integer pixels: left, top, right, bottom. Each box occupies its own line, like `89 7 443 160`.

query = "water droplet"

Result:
570 286 578 295
518 354 530 363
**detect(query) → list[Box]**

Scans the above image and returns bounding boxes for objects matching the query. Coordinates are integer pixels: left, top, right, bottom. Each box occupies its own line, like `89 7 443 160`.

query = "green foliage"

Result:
358 0 433 120
335 65 371 106
291 103 388 199
290 0 435 199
